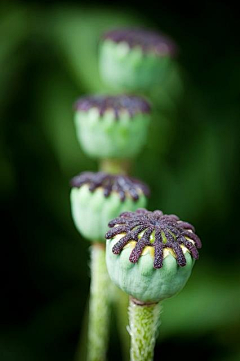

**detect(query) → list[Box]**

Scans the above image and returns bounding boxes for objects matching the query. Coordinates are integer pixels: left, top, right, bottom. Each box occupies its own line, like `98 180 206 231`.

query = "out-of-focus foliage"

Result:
1 1 239 361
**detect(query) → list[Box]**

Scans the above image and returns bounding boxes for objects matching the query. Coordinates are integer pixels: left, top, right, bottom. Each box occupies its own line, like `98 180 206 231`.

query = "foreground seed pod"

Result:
70 173 150 242
74 95 151 159
106 209 201 303
99 28 177 91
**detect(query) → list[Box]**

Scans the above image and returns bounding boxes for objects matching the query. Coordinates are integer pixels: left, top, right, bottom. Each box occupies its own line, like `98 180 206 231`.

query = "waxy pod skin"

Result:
70 172 150 242
99 28 177 91
106 209 201 303
74 95 151 160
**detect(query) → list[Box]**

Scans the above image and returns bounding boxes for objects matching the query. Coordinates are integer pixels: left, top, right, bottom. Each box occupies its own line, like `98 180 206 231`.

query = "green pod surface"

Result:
106 235 194 303
99 40 171 91
74 108 150 159
71 185 147 242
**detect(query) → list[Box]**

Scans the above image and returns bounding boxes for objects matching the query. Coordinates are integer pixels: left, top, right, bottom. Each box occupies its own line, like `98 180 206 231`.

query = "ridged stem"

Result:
128 298 161 361
87 243 110 361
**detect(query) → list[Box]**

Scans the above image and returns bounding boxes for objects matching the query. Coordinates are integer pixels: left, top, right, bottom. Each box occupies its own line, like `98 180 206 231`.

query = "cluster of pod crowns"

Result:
71 27 201 267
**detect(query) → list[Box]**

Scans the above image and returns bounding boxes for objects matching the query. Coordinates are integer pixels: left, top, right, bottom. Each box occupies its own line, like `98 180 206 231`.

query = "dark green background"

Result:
1 1 239 360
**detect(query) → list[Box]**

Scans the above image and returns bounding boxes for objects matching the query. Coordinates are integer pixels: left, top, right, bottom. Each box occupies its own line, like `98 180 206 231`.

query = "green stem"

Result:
113 287 130 361
99 158 132 175
88 244 110 361
128 298 161 361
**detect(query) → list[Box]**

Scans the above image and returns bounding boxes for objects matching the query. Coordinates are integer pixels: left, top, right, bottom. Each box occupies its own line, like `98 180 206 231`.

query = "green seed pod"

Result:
70 173 150 242
106 209 201 303
74 95 151 160
99 28 177 91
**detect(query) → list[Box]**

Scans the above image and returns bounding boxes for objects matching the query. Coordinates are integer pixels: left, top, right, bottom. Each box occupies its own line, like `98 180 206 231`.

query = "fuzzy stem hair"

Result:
128 298 161 361
87 244 110 361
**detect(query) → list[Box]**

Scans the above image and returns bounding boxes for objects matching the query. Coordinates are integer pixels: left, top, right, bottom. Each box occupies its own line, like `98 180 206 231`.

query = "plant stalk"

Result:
128 298 161 361
88 243 110 361
113 287 130 361
99 158 132 175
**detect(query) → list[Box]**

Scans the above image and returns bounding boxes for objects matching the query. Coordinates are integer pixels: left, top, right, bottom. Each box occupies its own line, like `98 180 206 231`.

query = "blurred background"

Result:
1 0 239 360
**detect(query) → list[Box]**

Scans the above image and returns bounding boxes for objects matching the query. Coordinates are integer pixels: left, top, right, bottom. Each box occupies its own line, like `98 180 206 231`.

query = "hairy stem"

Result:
88 244 110 361
128 298 161 361
113 287 130 361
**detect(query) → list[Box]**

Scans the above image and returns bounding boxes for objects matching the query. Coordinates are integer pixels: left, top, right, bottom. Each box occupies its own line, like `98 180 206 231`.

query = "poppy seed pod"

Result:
106 209 201 303
99 28 177 90
70 173 150 242
74 95 151 159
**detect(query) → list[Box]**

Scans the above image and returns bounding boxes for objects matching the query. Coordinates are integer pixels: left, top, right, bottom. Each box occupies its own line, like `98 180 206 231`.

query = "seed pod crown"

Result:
71 172 150 202
103 28 177 56
75 95 151 119
106 209 201 268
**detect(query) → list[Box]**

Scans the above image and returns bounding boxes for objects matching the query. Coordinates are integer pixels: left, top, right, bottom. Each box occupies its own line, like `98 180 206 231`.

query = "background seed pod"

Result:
74 95 151 159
